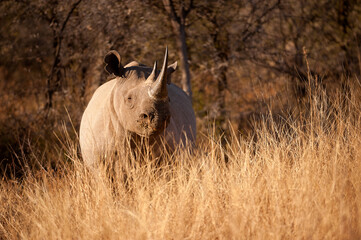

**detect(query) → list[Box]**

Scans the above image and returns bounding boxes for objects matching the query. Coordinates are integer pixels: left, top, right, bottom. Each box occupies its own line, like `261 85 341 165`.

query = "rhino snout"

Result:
137 109 170 134
138 111 169 125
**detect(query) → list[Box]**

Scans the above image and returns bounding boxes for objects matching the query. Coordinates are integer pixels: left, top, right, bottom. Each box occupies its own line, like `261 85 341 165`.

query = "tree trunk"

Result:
172 21 192 99
213 30 229 133
162 0 193 100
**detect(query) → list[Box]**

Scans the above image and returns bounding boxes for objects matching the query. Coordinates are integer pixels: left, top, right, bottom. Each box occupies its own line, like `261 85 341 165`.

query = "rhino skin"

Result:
79 48 196 166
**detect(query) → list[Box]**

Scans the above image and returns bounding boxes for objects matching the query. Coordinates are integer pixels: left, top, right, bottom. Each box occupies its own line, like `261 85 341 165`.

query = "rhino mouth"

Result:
137 114 170 137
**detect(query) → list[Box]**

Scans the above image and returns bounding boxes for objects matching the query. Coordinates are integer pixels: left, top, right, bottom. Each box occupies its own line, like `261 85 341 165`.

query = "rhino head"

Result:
104 48 177 137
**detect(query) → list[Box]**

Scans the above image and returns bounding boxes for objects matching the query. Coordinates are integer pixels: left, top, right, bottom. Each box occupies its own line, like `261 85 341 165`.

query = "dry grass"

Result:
1 84 361 239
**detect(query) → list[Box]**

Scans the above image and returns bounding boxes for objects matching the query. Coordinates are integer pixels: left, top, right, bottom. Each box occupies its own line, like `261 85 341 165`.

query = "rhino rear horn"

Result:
104 50 124 76
149 47 169 100
145 61 158 84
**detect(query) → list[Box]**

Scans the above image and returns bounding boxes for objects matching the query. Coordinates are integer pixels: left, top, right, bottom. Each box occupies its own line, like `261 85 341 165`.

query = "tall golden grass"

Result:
1 80 361 239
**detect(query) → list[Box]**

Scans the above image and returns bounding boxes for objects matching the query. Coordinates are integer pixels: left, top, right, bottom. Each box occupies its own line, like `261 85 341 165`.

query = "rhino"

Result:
79 48 196 166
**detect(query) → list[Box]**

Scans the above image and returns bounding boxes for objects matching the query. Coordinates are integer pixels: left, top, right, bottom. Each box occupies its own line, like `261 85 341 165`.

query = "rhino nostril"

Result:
140 112 155 121
149 112 155 121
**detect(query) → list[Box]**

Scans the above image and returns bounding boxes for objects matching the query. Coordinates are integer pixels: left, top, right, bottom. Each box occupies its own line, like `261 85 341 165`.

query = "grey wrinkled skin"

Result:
79 48 196 166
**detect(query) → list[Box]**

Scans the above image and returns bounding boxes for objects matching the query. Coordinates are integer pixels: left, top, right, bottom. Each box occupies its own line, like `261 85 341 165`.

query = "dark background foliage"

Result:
1 0 360 177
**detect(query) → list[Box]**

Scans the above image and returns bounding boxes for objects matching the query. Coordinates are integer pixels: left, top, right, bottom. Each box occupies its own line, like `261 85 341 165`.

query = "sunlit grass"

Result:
1 83 361 239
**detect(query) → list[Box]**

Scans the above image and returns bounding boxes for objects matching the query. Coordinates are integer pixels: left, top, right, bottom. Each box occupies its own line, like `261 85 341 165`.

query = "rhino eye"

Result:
125 94 134 108
126 94 133 101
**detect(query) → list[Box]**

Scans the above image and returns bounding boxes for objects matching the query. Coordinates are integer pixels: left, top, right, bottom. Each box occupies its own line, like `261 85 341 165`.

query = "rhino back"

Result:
165 84 196 149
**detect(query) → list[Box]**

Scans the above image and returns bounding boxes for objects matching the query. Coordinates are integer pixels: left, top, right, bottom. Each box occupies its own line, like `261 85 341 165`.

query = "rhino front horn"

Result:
149 47 168 100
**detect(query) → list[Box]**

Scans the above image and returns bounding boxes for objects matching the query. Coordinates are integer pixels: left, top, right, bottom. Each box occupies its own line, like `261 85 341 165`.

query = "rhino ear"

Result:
166 61 177 84
104 50 124 76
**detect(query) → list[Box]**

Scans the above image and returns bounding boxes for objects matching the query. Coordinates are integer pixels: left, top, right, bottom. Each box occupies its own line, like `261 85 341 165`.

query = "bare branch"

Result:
45 0 83 112
162 0 180 23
